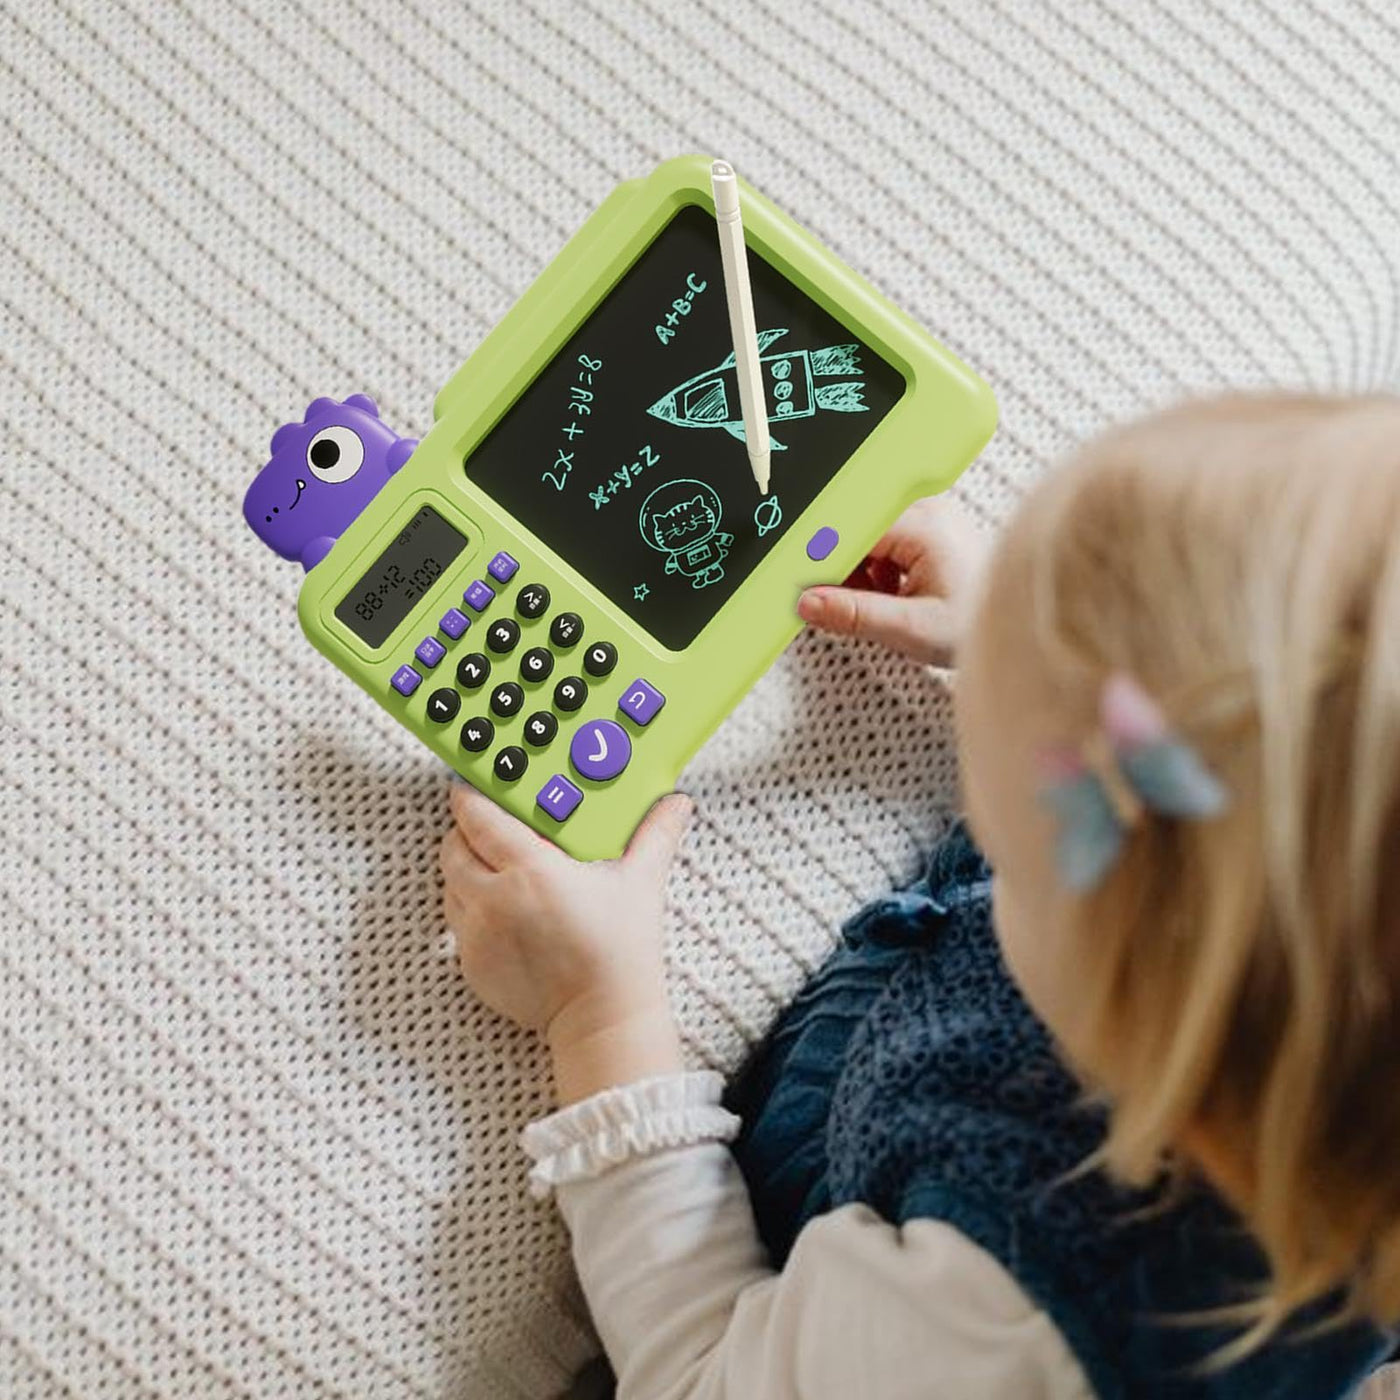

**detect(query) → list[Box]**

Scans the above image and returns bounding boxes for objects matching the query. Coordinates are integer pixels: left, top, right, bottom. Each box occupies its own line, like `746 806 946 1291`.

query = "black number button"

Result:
520 647 554 683
425 688 461 724
456 652 491 689
516 583 551 619
522 711 558 747
583 641 618 677
460 716 494 752
486 618 520 654
554 676 588 712
550 612 584 648
494 746 527 782
490 681 524 717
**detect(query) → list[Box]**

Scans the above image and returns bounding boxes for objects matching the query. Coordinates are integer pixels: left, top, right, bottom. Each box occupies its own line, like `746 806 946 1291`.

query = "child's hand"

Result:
796 497 989 667
440 786 693 1103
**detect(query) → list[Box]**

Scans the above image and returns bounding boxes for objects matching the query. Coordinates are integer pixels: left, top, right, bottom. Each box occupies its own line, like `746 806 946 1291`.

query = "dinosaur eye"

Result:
306 425 364 483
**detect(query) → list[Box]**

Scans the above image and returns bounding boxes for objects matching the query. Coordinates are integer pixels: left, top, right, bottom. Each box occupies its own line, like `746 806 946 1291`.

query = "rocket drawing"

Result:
645 329 867 450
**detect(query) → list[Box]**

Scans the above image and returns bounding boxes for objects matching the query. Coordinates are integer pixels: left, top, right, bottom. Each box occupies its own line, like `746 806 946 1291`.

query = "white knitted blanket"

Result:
2 2 1398 1396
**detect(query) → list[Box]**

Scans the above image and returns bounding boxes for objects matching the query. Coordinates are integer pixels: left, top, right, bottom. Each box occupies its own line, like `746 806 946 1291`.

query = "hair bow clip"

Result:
1038 673 1228 893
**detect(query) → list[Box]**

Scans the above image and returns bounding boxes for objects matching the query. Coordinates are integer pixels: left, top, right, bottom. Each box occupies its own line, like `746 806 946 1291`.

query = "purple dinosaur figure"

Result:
244 395 418 571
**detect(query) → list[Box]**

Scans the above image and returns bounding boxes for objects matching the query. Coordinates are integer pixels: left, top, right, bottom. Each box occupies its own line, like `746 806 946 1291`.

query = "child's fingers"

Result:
449 782 551 871
867 497 967 568
844 553 902 594
798 583 913 642
864 521 932 574
624 793 694 874
798 585 958 662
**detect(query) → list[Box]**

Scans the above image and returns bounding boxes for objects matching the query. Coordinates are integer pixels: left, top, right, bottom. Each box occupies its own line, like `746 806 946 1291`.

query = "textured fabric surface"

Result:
2 2 1398 1397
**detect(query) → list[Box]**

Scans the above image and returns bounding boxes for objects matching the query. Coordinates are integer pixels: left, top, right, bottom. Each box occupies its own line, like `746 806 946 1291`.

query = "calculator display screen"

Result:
462 204 905 651
335 504 468 647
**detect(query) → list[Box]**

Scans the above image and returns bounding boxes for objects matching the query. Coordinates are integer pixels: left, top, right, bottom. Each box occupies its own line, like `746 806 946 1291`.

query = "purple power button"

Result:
569 719 632 782
536 775 583 822
806 526 839 561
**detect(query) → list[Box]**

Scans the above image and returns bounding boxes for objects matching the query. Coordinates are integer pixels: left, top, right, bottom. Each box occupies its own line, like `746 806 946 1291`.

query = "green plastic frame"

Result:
298 155 997 859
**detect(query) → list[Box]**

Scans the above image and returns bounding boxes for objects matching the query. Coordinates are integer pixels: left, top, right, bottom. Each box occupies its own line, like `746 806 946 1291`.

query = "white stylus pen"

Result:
710 160 771 495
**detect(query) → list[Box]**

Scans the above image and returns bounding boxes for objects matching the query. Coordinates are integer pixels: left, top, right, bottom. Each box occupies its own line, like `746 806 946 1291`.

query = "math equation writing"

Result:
654 271 708 345
542 354 604 490
590 444 661 510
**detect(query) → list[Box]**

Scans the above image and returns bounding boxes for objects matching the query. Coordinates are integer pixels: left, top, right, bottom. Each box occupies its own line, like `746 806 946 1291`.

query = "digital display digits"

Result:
334 504 467 647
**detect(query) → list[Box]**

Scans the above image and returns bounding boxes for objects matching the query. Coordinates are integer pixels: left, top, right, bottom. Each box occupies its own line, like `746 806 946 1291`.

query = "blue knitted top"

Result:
728 825 1393 1399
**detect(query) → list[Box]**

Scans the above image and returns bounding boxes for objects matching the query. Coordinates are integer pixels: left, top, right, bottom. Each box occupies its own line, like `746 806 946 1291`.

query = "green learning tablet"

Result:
244 156 996 860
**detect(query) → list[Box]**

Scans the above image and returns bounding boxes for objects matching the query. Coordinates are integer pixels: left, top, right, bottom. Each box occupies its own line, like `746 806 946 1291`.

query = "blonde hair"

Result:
1012 392 1400 1347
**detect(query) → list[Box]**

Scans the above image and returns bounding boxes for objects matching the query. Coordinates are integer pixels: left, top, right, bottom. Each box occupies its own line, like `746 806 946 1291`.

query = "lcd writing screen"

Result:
463 204 905 650
336 504 468 647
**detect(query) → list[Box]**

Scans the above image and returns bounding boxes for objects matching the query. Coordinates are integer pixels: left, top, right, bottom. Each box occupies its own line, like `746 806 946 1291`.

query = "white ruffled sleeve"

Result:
519 1070 740 1199
519 1072 1093 1399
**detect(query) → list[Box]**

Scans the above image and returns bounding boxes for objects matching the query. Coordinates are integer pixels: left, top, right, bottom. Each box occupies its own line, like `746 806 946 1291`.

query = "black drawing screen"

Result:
462 203 906 650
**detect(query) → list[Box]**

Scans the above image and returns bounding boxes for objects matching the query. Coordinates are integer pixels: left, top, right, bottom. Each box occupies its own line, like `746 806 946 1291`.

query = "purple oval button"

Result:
569 719 632 782
806 526 839 561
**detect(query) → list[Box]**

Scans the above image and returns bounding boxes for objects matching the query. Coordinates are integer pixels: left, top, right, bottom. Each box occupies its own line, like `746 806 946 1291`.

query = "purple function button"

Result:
463 579 495 612
618 678 665 726
536 774 583 822
439 607 470 640
487 550 519 584
390 664 422 697
806 526 839 562
414 636 446 669
569 719 632 782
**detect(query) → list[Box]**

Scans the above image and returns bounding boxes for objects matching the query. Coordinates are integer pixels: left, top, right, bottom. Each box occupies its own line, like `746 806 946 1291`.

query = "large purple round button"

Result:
569 719 632 782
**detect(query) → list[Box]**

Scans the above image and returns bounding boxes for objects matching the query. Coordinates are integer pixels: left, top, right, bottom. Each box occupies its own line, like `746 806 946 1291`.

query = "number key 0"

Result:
583 641 617 677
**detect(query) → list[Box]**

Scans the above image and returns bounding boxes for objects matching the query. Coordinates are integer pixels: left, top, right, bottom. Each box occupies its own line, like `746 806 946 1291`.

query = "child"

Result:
440 393 1400 1397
